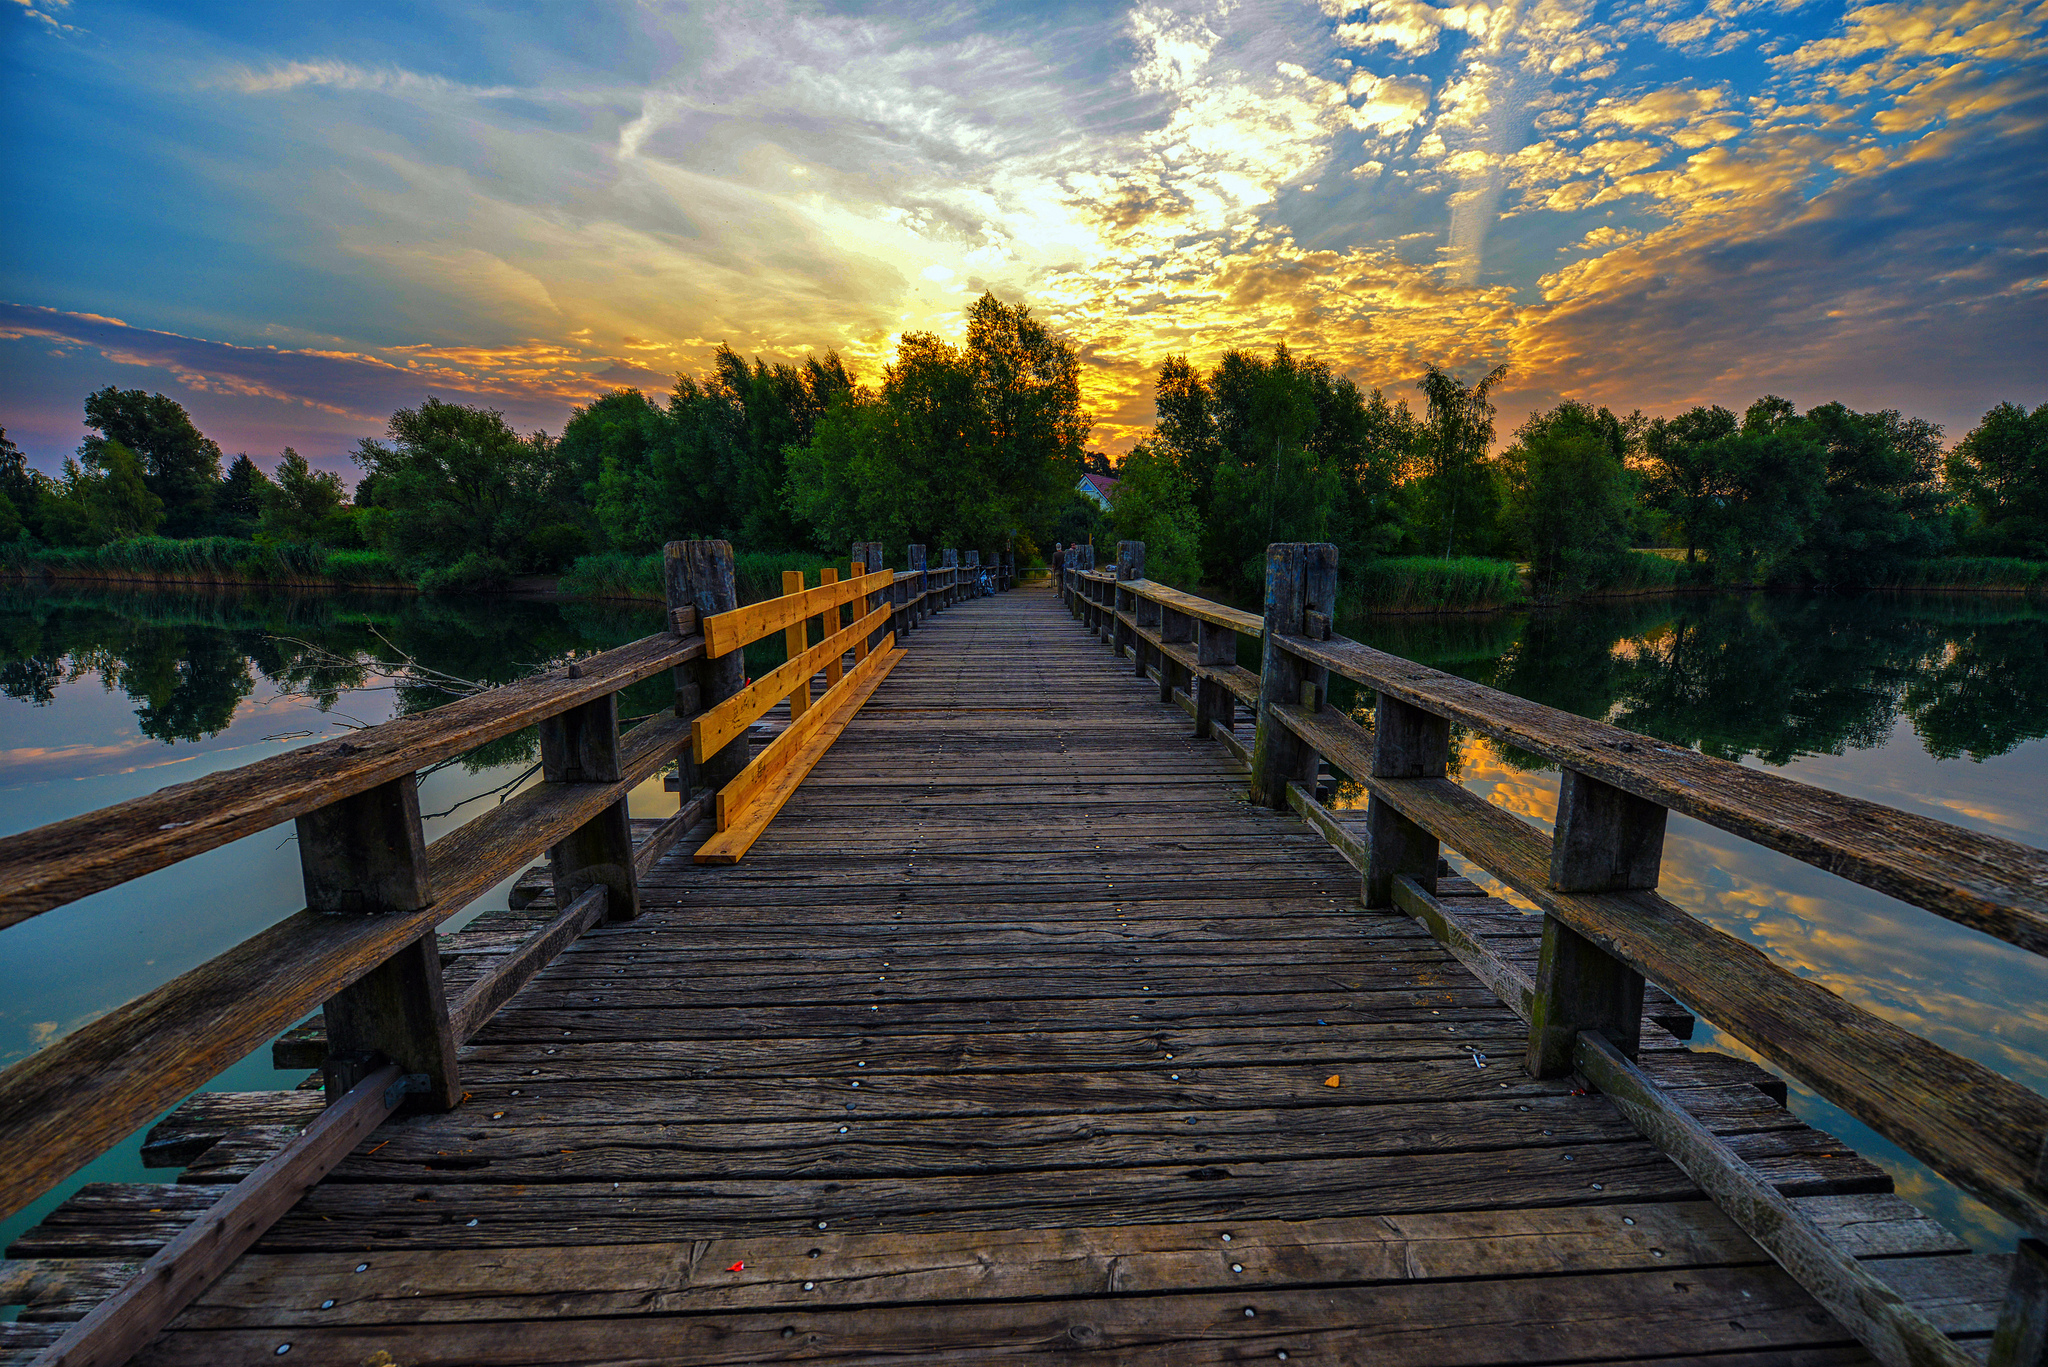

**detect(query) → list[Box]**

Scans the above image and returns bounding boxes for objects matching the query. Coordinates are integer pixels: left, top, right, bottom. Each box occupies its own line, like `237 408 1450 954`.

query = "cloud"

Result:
220 59 516 99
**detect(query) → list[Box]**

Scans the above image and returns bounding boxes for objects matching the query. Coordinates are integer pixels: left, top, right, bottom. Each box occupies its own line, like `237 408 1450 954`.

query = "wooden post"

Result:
297 776 460 1111
1248 542 1338 808
1116 541 1144 673
907 544 927 626
1991 1233 2048 1367
866 541 886 651
782 569 811 722
1363 695 1448 907
943 548 959 607
819 567 844 683
1159 604 1191 706
1524 769 1665 1077
539 688 641 923
847 554 870 663
1195 620 1235 738
665 540 745 793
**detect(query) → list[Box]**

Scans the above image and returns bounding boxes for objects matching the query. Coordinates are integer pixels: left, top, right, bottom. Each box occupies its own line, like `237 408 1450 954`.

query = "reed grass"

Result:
1 538 407 587
1349 556 1528 613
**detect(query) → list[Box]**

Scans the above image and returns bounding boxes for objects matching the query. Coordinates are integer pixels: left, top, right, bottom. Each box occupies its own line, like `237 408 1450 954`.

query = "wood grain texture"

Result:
9 586 1999 1366
35 1064 401 1367
0 631 702 924
0 714 686 1220
1278 630 2048 953
1577 1031 1973 1367
699 568 890 657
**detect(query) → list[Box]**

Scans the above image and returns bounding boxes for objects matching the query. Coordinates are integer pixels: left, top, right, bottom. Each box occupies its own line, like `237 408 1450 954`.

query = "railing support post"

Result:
1159 605 1191 707
907 544 927 626
1990 1231 2048 1367
1363 696 1448 906
297 775 460 1111
666 540 744 793
866 541 887 651
1524 769 1665 1077
1116 541 1144 674
1248 541 1337 808
539 689 641 923
1195 620 1236 739
943 548 959 608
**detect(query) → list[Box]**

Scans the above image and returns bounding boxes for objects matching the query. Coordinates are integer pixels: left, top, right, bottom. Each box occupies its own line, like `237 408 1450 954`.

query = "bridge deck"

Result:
9 587 2006 1363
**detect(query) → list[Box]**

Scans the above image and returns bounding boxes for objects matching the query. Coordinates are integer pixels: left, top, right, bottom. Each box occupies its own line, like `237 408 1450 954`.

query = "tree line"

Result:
1108 350 2047 595
2 289 2042 598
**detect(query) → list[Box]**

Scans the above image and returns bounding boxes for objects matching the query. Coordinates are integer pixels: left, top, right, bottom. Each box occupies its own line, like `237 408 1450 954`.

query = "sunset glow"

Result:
4 0 2044 472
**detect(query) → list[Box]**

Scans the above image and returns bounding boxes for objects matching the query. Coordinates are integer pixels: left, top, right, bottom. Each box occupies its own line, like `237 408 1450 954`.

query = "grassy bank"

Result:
560 550 854 606
1349 557 1528 613
1876 558 2048 595
1 538 410 590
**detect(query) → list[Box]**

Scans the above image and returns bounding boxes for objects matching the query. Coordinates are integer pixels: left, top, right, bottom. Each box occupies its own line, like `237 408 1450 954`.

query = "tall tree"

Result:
215 453 269 539
79 388 222 536
1947 401 2048 559
354 398 572 573
41 439 165 545
1500 401 1641 595
258 448 349 543
1643 405 1737 564
1412 363 1508 559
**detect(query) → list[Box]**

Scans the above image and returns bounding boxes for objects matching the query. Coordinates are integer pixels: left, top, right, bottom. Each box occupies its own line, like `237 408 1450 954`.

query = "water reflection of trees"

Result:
0 589 668 758
1341 595 2048 770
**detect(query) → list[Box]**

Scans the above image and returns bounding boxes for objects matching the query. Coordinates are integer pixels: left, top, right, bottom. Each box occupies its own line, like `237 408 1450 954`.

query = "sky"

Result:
2 0 2044 477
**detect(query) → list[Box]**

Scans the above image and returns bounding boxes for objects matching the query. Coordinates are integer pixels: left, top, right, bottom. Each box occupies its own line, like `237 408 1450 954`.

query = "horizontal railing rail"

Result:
1056 539 2048 1367
0 534 1003 1363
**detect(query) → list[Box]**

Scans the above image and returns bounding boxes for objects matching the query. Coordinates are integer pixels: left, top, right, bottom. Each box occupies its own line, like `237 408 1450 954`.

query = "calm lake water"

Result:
1 584 2044 1279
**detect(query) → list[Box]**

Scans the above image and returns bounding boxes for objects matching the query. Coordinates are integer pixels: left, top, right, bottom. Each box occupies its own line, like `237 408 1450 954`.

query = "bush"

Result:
418 552 513 594
1880 558 2048 593
1350 556 1527 612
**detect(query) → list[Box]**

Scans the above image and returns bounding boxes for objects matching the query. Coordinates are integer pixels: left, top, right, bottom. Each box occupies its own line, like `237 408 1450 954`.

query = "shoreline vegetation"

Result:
4 294 2043 617
8 539 2042 615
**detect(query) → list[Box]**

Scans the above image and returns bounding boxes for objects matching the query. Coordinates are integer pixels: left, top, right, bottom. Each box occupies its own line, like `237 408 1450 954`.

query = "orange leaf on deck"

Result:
1324 1075 1341 1088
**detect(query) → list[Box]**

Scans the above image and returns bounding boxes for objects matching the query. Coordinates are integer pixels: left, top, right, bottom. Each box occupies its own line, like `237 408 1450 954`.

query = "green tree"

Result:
1412 363 1508 559
1142 346 1393 591
41 439 165 545
1946 401 2048 558
0 428 38 542
1108 440 1203 586
787 294 1086 553
1500 401 1640 595
1689 397 1827 582
258 448 348 543
215 454 270 538
79 388 222 536
1643 405 1737 564
354 398 575 573
1799 403 1948 583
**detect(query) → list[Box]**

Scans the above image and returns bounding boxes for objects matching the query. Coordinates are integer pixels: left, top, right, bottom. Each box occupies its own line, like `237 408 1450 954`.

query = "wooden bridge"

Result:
2 540 2046 1366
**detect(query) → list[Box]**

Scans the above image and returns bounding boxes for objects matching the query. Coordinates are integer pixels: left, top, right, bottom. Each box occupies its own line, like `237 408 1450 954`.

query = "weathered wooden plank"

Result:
1278 631 2048 953
1344 760 2048 1240
1577 1031 1973 1367
0 631 704 924
137 1263 1868 1365
168 1201 1792 1327
34 1064 402 1367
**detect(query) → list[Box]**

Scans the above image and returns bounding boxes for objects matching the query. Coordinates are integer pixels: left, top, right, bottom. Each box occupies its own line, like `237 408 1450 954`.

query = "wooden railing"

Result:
1059 539 2048 1367
0 535 1008 1365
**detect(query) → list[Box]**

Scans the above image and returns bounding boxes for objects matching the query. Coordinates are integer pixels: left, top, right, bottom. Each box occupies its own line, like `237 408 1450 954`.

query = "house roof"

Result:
1081 473 1118 497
